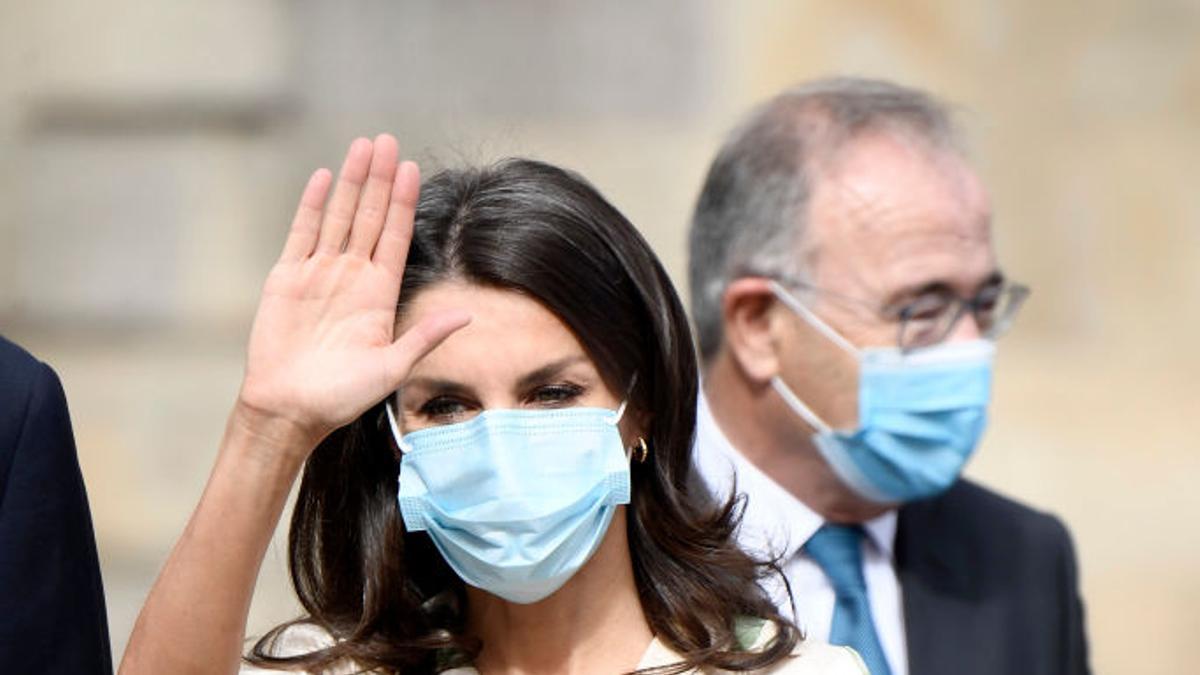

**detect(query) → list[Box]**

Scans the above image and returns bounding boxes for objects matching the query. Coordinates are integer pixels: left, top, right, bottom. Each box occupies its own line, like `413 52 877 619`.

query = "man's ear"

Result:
721 277 785 384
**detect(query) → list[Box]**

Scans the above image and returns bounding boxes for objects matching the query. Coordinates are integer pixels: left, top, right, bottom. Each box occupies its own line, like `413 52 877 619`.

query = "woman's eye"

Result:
528 383 584 407
418 396 471 420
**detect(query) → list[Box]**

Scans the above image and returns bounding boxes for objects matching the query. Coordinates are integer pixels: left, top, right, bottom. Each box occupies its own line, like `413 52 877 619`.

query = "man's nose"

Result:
947 308 983 343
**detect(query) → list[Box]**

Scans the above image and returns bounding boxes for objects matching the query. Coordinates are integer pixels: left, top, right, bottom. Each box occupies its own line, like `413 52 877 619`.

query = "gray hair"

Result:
687 76 964 362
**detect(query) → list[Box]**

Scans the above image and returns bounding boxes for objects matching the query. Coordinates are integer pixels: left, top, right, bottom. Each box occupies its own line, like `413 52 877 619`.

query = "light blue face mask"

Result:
769 281 994 504
385 399 631 604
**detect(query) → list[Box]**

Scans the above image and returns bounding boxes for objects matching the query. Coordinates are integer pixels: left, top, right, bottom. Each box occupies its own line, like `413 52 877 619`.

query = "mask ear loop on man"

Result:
768 280 858 355
767 280 843 434
770 377 833 435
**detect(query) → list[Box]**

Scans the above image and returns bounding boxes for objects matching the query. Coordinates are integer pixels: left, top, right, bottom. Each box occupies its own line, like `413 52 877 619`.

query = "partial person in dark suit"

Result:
0 335 112 673
687 77 1089 675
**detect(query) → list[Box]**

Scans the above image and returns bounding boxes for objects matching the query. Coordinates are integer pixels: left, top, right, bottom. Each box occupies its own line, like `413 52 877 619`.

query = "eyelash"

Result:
529 382 585 406
415 382 587 422
417 396 471 420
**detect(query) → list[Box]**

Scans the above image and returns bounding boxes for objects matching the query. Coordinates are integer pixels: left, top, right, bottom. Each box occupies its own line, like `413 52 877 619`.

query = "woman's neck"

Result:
466 509 654 675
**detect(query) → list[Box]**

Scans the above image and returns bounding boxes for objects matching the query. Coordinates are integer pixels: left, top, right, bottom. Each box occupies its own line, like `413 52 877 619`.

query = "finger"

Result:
315 137 373 254
372 160 421 277
345 134 400 257
382 310 472 388
278 168 333 263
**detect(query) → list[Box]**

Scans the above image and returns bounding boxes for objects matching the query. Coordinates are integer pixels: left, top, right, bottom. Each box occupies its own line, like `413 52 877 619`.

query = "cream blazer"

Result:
239 621 867 674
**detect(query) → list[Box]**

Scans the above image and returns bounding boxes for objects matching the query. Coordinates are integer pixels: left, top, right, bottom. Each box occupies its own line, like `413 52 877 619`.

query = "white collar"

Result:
694 391 897 561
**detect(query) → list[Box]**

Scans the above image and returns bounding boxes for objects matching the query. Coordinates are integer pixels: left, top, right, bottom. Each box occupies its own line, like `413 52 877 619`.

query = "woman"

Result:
120 135 865 674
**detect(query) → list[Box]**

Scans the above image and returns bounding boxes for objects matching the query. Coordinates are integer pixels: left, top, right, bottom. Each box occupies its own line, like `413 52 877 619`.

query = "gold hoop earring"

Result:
630 437 649 464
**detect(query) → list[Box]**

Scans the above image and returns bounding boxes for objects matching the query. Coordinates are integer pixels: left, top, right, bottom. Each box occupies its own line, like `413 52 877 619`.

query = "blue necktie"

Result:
805 524 892 675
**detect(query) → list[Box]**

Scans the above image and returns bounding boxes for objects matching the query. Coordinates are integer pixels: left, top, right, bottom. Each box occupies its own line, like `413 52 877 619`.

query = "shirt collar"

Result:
862 509 897 558
694 391 897 561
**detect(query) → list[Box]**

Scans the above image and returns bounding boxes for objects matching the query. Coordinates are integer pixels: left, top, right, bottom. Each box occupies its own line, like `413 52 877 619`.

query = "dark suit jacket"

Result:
898 479 1089 675
0 336 113 673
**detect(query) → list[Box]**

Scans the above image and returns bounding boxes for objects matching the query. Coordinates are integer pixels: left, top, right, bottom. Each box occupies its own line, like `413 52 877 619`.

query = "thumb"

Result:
382 309 472 389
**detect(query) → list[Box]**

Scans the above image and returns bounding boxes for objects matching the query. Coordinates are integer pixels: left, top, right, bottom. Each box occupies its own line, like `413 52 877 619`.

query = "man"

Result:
687 77 1088 675
0 335 112 673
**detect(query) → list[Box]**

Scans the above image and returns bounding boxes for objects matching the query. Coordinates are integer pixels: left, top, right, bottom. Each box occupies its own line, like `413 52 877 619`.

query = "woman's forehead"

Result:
400 281 596 383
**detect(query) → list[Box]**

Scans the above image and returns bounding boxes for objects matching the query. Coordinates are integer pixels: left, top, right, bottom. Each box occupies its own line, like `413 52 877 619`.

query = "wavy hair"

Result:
246 158 799 674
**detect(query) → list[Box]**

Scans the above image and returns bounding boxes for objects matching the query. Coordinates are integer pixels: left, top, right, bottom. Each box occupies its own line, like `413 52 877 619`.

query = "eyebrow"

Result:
883 271 1006 309
515 355 590 392
399 378 473 399
402 354 591 399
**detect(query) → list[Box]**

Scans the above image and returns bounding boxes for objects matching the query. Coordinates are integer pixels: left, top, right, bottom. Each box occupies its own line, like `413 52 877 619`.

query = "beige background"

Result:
2 2 1197 672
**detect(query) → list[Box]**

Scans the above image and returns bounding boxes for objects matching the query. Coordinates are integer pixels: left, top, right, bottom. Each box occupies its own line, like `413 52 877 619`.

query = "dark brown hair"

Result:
246 158 799 673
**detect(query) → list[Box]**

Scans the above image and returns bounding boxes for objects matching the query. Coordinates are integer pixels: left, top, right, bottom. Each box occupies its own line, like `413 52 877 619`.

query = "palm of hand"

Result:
237 136 468 451
245 255 401 433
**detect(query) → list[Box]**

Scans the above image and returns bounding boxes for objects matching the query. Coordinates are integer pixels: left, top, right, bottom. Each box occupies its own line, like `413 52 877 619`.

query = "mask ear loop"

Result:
768 280 858 355
770 376 833 434
609 373 647 464
767 280 846 435
612 399 629 424
608 372 639 425
384 398 413 454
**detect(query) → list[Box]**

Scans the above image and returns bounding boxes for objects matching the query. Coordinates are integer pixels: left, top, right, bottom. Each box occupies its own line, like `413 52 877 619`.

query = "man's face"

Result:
775 131 999 432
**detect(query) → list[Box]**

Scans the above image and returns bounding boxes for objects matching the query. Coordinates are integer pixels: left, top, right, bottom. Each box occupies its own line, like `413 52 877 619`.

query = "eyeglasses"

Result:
772 276 1031 352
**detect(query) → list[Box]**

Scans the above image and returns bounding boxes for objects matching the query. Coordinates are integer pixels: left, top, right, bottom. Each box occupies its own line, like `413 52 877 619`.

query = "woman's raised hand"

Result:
236 135 469 454
120 135 467 675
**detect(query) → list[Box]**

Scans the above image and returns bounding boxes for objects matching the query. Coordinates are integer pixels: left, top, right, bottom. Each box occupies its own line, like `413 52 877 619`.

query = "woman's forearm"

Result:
119 405 313 675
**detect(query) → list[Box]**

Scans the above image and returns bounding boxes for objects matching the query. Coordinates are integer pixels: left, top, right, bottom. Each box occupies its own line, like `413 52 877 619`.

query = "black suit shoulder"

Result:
944 479 1062 529
897 479 1089 675
0 334 114 674
0 335 52 433
0 334 43 378
0 336 67 493
905 479 1075 565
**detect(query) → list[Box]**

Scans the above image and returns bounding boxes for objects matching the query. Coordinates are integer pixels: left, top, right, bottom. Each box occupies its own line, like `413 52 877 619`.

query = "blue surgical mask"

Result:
385 400 631 604
769 281 994 504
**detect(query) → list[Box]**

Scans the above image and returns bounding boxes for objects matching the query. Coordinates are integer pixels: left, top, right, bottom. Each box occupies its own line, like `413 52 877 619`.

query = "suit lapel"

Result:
896 486 990 675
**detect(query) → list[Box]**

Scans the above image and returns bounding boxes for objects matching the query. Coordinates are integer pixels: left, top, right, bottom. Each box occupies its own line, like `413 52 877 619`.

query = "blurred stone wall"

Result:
2 2 1196 672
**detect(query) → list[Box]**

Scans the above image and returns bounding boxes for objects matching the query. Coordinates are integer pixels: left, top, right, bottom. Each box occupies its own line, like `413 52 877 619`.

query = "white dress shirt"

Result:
694 393 909 675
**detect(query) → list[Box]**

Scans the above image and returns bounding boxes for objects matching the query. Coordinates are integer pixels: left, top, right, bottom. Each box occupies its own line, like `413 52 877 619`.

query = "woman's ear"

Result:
618 407 653 451
721 278 786 385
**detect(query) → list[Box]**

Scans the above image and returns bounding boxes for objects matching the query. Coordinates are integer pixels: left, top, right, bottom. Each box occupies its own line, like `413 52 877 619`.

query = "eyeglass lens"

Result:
898 285 1029 350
